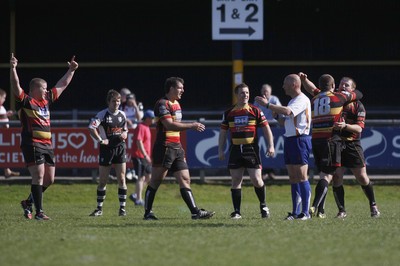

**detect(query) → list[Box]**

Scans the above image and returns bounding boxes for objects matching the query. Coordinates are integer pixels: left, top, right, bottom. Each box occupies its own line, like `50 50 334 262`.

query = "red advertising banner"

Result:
0 127 169 168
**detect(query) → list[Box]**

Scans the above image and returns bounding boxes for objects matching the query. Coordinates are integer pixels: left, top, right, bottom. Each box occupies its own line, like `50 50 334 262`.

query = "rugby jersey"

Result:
15 88 58 148
341 100 365 141
220 103 268 145
153 97 182 148
311 90 362 139
88 109 127 148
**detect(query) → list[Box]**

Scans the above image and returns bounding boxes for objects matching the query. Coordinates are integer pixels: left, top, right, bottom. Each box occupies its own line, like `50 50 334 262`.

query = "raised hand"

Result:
67 55 79 71
10 53 18 68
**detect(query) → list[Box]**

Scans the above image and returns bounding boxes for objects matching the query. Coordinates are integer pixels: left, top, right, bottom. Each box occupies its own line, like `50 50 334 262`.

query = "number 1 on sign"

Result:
216 4 259 22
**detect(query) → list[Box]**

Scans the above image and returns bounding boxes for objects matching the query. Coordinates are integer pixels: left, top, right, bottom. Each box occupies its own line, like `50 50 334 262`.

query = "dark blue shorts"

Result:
284 135 312 165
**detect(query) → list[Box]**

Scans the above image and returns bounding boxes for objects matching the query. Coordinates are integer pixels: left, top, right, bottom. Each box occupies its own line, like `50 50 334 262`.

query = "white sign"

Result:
212 0 263 40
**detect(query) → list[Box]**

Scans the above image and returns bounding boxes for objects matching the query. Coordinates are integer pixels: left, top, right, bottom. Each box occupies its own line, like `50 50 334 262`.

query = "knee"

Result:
180 176 191 186
357 176 370 186
43 177 54 186
149 178 162 189
255 179 264 188
98 180 107 188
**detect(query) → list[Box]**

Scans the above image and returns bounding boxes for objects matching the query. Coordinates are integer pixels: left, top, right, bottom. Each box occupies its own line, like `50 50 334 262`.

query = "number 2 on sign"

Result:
216 4 259 22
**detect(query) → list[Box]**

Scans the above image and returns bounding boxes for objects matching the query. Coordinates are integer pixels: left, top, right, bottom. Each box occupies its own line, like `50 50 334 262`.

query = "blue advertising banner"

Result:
186 126 400 170
361 127 400 168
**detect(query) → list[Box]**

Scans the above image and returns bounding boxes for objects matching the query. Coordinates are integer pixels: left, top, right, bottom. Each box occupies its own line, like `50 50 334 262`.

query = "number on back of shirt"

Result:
313 96 331 116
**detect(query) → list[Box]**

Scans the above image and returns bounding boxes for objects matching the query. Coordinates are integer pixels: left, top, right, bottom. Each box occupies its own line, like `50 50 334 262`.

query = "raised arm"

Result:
340 89 363 104
10 53 23 97
298 72 319 96
54 55 79 97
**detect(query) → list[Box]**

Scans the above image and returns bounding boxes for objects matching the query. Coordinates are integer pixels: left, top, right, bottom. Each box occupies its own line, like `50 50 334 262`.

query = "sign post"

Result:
212 0 264 104
212 0 264 41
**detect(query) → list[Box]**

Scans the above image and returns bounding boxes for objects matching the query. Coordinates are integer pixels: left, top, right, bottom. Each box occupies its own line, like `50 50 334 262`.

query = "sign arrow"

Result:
219 26 256 36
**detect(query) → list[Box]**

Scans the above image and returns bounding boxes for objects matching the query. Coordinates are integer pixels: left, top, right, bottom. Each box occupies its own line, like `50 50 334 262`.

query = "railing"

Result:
3 118 400 127
2 107 400 125
2 118 400 179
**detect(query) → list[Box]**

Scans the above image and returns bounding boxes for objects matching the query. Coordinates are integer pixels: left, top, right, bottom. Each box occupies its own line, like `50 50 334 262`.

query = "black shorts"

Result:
152 145 188 173
341 140 365 168
228 144 261 169
99 143 126 166
21 145 55 167
312 136 345 175
132 157 152 177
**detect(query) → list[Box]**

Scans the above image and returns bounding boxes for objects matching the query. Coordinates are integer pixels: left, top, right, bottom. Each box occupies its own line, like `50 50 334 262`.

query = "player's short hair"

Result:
234 83 249 94
318 74 335 91
106 89 121 104
164 77 184 93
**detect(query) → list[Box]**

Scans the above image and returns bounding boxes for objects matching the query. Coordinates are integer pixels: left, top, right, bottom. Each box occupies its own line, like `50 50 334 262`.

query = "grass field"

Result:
0 182 399 266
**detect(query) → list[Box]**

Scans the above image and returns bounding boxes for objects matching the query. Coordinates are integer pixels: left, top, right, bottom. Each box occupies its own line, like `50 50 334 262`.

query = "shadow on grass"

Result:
84 221 249 228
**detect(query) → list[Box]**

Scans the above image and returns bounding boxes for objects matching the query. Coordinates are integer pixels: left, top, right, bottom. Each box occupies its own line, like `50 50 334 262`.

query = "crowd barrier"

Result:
1 120 399 172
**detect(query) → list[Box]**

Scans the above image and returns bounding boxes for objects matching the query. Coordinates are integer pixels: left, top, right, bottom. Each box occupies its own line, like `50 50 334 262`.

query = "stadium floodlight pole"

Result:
232 41 243 105
9 0 17 112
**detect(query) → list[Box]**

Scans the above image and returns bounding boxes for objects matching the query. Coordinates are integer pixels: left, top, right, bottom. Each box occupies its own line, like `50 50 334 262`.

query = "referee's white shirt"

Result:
284 93 311 137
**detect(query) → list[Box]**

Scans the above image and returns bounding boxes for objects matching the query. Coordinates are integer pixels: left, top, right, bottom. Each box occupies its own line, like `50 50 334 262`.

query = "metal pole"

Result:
232 41 243 105
9 0 16 112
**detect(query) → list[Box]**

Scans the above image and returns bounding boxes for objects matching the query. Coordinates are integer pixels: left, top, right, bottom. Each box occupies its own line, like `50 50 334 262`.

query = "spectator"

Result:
129 109 155 206
10 53 78 220
219 83 275 219
88 89 129 217
0 88 20 178
119 87 131 107
121 91 143 181
253 83 282 180
122 93 143 129
253 83 282 123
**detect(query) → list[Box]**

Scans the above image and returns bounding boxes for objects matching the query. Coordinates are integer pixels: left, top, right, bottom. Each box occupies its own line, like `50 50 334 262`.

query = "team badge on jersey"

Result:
234 116 248 126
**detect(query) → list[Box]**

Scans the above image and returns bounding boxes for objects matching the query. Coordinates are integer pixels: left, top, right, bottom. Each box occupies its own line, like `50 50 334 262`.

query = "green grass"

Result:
0 182 399 266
